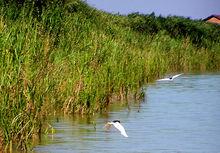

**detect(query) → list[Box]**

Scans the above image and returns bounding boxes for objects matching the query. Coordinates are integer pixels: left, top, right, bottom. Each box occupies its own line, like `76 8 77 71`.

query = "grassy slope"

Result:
0 0 220 151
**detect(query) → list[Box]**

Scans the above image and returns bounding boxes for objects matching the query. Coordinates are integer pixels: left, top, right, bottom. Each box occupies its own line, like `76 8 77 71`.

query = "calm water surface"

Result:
34 73 220 153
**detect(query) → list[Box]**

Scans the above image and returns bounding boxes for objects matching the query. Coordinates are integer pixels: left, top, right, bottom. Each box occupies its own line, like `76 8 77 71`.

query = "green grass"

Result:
0 0 220 151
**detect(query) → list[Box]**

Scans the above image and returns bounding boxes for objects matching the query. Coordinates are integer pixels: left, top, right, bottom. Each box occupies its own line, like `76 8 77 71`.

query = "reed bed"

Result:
0 0 220 151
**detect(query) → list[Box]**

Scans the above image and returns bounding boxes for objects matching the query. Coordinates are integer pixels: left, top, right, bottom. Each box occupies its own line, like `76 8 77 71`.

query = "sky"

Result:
85 0 220 19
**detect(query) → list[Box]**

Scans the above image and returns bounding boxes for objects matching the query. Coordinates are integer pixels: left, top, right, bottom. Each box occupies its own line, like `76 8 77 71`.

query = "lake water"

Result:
34 73 220 153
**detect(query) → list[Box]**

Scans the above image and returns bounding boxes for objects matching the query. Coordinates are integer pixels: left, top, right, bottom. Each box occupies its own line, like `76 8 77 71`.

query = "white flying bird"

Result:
104 120 128 137
157 73 183 81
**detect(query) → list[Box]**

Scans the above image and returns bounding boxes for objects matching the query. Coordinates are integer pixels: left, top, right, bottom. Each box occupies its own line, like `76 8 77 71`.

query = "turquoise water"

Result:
34 73 220 153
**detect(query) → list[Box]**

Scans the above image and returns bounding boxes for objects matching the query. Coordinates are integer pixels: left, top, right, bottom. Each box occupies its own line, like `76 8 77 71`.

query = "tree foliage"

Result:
128 12 220 48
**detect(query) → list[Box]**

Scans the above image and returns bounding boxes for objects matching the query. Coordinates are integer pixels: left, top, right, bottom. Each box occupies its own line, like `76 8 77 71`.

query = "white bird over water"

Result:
157 73 183 81
104 120 128 137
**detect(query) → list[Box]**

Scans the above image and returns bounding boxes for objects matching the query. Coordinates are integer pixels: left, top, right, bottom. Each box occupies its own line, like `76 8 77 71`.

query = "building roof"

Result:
204 15 220 21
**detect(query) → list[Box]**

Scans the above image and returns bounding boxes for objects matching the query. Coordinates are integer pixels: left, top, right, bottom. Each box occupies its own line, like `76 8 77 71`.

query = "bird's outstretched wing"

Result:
157 78 171 81
172 73 183 79
113 122 128 137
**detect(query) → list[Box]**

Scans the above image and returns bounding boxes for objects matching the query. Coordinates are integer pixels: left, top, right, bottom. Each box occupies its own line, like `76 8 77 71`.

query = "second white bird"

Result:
104 120 128 137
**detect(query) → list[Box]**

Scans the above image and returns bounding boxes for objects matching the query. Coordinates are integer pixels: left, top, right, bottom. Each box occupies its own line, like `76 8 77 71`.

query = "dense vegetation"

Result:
0 0 220 151
127 12 220 48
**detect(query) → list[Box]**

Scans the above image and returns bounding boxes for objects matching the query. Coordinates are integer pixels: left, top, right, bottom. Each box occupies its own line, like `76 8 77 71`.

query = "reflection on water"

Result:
34 73 220 153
